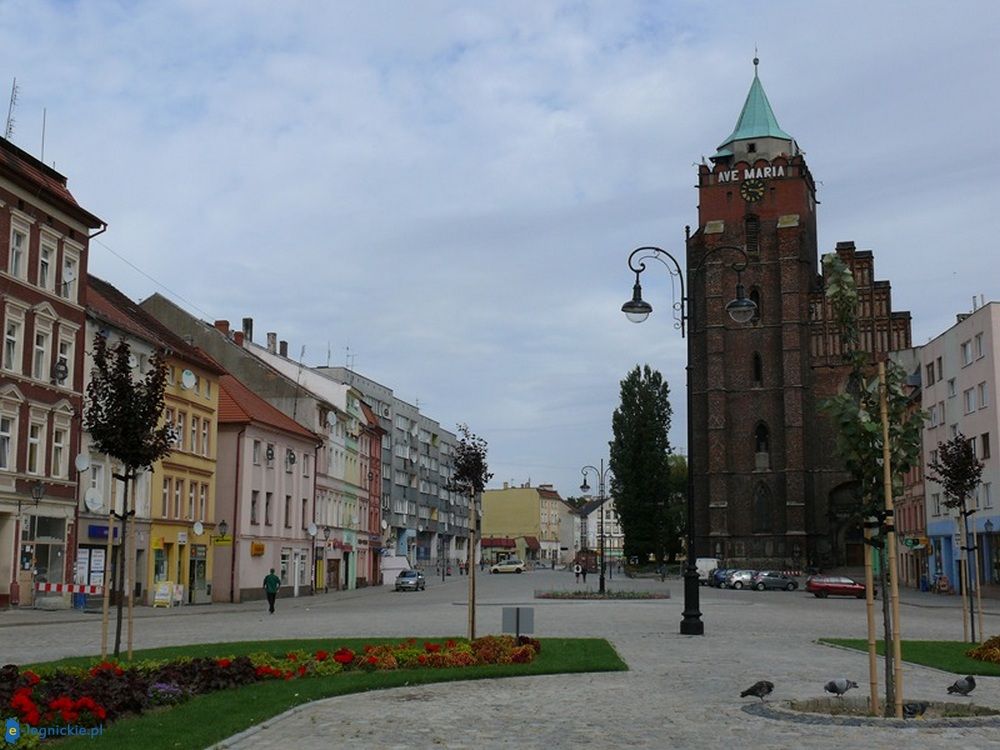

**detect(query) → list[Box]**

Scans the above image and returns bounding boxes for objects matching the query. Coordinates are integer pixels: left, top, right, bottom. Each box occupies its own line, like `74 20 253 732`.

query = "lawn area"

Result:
36 637 625 749
819 638 1000 677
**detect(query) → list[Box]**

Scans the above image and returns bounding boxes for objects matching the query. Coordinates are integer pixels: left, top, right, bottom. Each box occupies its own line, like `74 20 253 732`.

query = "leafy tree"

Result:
818 252 925 713
661 454 687 562
84 335 172 657
927 433 984 640
609 365 676 564
446 424 492 640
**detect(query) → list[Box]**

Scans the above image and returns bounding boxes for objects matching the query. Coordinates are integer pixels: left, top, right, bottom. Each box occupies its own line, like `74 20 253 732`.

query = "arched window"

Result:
753 483 771 532
754 423 770 470
750 288 761 323
745 215 760 255
752 352 763 385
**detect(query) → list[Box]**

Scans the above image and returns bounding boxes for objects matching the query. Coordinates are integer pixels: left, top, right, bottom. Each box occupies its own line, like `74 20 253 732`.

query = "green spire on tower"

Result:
715 57 792 155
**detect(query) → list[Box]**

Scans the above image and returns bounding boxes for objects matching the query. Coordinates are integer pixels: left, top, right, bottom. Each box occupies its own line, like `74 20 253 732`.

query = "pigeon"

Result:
902 701 929 719
740 680 774 702
823 678 859 698
947 676 976 696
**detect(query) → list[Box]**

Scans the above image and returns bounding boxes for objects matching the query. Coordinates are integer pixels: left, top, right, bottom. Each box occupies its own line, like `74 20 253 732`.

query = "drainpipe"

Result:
230 427 245 603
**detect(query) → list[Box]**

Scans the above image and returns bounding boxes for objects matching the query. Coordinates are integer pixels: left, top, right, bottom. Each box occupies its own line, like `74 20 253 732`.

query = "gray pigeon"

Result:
740 680 774 702
823 678 859 698
903 701 929 719
947 675 976 696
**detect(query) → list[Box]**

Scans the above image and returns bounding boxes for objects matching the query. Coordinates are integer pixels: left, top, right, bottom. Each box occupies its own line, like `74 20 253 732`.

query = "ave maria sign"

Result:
717 164 786 183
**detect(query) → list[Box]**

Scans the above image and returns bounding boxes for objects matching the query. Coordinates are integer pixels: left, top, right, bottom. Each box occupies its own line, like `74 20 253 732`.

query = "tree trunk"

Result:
879 556 894 714
113 472 131 657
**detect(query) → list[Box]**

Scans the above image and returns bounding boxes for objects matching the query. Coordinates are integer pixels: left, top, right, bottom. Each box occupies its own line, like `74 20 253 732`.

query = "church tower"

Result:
687 59 910 568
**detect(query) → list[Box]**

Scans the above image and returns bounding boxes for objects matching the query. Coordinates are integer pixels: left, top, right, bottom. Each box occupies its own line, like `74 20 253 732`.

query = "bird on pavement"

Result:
903 701 929 719
947 676 976 696
823 678 859 698
740 680 774 702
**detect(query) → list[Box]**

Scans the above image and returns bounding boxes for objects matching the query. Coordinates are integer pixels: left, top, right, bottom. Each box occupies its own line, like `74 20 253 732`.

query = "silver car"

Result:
724 569 758 590
395 570 426 591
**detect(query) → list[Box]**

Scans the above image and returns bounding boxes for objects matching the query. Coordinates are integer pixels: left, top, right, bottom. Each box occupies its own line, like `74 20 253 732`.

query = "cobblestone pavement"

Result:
4 571 1000 749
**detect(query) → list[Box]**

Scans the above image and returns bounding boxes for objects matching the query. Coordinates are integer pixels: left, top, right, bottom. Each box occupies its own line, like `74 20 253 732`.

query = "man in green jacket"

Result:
263 569 281 614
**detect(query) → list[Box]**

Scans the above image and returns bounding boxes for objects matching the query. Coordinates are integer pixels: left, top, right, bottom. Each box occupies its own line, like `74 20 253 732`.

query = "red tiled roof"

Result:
0 138 103 227
538 488 562 500
481 537 517 548
218 374 319 442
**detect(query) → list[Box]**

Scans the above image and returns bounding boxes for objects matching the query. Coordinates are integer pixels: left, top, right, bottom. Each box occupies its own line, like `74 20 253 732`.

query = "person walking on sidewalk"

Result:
263 569 281 614
573 563 582 583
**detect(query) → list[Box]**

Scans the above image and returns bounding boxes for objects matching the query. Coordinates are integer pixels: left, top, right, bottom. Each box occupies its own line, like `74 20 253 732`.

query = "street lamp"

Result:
580 460 613 594
622 243 755 636
10 481 45 606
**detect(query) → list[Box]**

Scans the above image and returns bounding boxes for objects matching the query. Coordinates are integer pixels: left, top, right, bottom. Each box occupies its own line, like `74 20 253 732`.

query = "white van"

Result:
695 557 721 585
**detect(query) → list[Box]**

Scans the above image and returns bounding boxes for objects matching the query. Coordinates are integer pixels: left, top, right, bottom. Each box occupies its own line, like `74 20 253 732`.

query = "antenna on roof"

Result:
345 345 355 370
40 107 46 163
326 341 331 367
5 77 19 141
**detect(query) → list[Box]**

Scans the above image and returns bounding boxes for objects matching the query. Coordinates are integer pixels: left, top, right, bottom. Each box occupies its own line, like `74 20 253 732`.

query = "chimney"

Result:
242 317 253 342
234 331 244 346
266 332 277 354
279 340 288 357
214 320 230 334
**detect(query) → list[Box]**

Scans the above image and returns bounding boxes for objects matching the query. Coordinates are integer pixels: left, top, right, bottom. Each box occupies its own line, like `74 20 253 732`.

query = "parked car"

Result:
394 570 426 591
490 558 525 574
805 575 873 599
711 568 734 588
724 569 758 590
752 571 799 591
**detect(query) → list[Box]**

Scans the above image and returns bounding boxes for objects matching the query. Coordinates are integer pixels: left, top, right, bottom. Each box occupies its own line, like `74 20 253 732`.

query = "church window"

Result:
745 215 759 254
747 142 757 153
750 288 761 323
754 424 770 470
753 483 771 532
752 352 763 385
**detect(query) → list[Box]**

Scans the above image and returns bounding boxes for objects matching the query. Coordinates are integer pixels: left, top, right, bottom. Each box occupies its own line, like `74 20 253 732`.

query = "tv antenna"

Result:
5 78 19 141
345 346 356 370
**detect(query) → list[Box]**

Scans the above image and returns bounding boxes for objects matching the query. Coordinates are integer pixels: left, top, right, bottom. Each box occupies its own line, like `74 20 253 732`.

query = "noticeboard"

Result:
153 582 173 608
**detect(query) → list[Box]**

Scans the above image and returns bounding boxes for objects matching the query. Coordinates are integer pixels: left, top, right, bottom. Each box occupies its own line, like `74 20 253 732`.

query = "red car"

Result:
805 575 875 599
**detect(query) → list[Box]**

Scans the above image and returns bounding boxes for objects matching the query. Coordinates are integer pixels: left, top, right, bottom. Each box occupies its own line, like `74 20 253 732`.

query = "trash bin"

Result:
72 592 87 609
919 575 929 592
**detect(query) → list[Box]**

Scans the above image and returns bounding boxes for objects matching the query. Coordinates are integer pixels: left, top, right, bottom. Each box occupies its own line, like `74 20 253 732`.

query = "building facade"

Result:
922 301 1000 593
0 138 104 608
482 483 566 564
688 62 910 569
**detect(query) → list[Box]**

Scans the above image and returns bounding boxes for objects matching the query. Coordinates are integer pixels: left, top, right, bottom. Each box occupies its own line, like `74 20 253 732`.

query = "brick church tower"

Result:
687 59 911 569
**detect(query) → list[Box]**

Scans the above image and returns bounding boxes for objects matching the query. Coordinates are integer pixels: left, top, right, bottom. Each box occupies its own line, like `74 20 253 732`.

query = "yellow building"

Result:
147 349 224 605
481 483 563 565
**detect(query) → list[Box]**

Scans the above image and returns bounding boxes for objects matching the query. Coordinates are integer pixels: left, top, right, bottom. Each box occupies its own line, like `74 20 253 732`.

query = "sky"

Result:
1 1 998 499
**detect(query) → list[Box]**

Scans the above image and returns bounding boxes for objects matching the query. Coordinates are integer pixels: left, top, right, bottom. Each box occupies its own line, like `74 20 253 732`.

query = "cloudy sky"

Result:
2 1 997 498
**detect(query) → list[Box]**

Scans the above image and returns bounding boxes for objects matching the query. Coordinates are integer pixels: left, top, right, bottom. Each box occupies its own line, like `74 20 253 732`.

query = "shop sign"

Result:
250 542 266 556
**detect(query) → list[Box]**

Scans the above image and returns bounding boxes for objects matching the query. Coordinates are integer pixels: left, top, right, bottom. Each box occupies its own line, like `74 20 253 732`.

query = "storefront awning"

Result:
482 537 516 548
523 536 541 551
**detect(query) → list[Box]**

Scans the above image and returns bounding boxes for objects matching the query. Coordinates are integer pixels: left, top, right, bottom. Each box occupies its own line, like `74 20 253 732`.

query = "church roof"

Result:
716 61 792 153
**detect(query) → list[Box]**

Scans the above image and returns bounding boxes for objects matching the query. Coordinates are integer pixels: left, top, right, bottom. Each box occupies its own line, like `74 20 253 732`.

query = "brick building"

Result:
687 61 910 569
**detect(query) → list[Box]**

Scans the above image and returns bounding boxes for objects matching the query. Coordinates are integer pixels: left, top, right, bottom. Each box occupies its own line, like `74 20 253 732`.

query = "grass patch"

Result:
819 638 1000 676
38 637 624 749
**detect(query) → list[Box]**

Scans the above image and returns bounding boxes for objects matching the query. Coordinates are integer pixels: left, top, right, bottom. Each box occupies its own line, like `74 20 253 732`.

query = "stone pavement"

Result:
4 573 1000 748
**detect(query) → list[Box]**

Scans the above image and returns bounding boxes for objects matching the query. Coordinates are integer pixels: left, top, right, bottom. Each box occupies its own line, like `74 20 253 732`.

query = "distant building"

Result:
481 483 564 565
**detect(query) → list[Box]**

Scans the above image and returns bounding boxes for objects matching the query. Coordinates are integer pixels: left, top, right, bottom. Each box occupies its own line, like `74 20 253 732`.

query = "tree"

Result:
84 335 172 657
927 433 984 640
818 252 925 713
609 364 676 564
446 424 492 640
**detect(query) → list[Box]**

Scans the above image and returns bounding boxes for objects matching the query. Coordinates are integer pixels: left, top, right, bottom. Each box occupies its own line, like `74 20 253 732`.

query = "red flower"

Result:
333 648 355 665
21 670 40 686
424 642 441 653
286 652 298 662
89 661 123 677
216 658 232 668
418 654 427 665
445 640 456 649
366 656 377 665
297 665 307 677
315 650 329 661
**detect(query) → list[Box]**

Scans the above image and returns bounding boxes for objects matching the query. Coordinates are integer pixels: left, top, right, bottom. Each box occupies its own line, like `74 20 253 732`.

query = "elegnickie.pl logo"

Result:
5 717 105 743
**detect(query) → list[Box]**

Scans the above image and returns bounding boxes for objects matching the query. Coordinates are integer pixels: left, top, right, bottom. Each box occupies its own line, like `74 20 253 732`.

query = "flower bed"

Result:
1 636 539 744
534 590 669 600
967 635 1000 664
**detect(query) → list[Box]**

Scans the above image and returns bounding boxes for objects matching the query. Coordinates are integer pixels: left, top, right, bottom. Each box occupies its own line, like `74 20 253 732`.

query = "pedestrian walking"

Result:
263 568 281 614
573 563 582 583
581 566 588 583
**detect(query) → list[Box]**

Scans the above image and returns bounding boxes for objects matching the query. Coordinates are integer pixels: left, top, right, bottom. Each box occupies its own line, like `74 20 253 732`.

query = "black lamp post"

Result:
580 460 613 594
622 243 755 636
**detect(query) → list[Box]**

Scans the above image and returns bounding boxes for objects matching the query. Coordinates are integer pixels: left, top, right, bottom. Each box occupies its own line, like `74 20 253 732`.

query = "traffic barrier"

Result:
35 583 104 594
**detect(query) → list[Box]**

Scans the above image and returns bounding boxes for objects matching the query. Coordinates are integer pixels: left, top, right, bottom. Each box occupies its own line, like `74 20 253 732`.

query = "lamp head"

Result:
725 283 757 324
30 481 45 502
986 519 994 533
323 525 332 540
621 277 652 324
218 519 229 538
580 477 590 494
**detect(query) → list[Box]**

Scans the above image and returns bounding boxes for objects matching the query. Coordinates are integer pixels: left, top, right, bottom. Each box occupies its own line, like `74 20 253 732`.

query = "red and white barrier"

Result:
35 582 103 594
